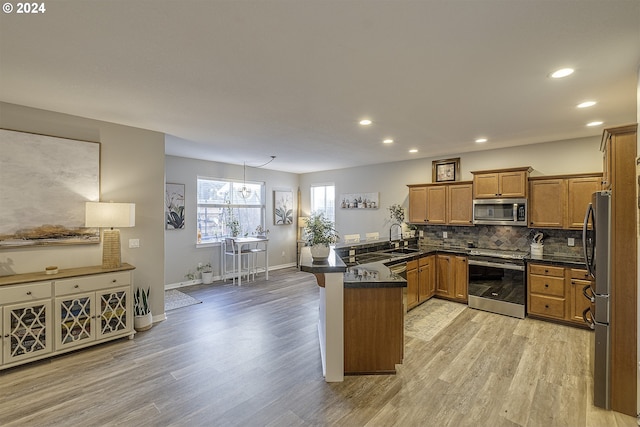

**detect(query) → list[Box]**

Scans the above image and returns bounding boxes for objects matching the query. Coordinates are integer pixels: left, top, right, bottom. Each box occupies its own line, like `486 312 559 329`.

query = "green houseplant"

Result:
134 287 153 331
197 262 214 284
303 211 339 262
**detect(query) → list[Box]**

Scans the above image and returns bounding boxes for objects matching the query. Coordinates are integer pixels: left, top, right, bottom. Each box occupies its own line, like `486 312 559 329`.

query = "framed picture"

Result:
432 158 460 182
274 190 293 225
165 183 185 229
0 129 101 248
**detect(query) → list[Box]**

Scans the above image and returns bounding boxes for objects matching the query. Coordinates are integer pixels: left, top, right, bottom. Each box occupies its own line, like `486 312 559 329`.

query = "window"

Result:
310 184 335 222
197 177 265 243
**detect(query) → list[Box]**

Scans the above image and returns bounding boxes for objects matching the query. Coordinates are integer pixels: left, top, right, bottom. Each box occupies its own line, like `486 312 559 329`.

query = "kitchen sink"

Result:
379 247 420 255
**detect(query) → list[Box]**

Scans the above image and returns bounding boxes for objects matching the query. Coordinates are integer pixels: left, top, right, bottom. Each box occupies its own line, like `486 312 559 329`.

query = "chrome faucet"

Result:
390 223 403 242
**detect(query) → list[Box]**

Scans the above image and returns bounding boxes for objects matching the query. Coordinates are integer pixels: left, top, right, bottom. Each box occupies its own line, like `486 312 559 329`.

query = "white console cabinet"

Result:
0 264 135 370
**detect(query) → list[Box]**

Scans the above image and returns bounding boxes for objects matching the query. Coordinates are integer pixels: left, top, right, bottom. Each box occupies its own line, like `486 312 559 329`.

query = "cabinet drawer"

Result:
569 269 590 280
529 295 565 319
0 282 51 304
418 256 432 267
529 275 565 297
55 272 131 296
407 259 418 270
529 264 564 277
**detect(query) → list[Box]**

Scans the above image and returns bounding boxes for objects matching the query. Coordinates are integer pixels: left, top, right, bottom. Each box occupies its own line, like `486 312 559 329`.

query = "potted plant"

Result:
225 206 241 237
303 211 339 262
134 287 153 331
197 262 214 284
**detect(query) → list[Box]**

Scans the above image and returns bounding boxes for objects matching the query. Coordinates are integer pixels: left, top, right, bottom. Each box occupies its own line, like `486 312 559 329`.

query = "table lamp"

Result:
85 202 136 269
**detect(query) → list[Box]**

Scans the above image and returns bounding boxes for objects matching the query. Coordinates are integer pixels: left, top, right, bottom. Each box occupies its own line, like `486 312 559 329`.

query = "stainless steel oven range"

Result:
467 249 527 319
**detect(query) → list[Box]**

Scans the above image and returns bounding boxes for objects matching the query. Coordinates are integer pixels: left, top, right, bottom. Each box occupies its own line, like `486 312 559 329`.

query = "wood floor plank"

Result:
0 267 637 426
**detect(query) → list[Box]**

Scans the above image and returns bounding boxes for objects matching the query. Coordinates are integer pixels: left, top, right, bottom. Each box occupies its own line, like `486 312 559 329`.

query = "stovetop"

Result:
468 248 529 260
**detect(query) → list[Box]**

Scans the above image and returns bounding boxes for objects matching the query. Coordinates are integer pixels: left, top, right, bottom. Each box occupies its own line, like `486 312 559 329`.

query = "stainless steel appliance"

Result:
468 248 527 318
472 198 527 226
582 190 612 409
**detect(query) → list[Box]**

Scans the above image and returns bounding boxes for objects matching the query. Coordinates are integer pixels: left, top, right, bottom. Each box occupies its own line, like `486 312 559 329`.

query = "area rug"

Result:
165 289 202 311
405 298 466 342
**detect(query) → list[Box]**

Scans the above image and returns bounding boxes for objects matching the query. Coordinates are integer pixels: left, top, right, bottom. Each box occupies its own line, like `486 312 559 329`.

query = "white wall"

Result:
164 155 299 285
299 135 602 239
0 102 166 318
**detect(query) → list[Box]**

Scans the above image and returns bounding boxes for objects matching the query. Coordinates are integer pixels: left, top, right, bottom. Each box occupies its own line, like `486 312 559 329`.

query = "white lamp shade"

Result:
85 202 135 228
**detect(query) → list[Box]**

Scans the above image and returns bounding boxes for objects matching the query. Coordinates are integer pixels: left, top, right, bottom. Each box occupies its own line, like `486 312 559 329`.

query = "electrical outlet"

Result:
568 237 575 247
128 238 140 248
419 230 424 238
443 231 448 239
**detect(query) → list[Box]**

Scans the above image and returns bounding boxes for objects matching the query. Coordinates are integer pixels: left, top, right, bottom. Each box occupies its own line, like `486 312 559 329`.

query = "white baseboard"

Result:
164 263 297 290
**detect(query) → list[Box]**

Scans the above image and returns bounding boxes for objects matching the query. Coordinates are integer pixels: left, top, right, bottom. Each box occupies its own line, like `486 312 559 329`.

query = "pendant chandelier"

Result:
239 162 251 199
238 156 276 199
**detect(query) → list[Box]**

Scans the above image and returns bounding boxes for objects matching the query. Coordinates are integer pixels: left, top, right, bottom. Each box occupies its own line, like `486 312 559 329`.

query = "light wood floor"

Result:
0 267 636 426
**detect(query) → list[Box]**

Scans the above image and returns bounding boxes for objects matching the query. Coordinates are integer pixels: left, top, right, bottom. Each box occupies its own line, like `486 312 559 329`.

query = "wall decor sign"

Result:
340 192 379 209
274 189 293 225
165 183 185 230
0 129 100 248
432 157 460 182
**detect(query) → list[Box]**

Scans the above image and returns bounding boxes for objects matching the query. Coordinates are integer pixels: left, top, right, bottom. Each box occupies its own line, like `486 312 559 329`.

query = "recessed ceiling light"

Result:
475 138 488 143
409 149 418 153
359 119 372 125
577 101 597 108
551 68 574 78
383 139 394 144
587 121 603 127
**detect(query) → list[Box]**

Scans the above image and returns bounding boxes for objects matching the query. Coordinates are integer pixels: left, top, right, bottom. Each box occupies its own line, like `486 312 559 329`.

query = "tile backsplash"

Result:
418 225 584 258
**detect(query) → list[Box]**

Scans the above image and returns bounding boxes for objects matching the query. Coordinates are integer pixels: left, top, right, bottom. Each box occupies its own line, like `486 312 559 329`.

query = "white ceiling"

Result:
1 1 638 174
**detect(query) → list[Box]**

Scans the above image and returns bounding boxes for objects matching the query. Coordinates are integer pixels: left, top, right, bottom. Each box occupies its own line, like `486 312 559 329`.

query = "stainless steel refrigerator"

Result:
582 190 612 409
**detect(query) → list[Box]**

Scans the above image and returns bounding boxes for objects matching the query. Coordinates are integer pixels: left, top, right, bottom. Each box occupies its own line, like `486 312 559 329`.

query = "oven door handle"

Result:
468 259 524 271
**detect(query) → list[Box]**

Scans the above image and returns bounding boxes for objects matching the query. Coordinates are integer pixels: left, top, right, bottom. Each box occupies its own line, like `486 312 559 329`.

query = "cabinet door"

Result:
499 171 527 198
473 173 500 198
406 267 419 310
447 184 473 225
435 255 453 298
418 256 435 302
570 277 592 325
426 186 447 224
567 177 601 229
56 292 96 350
3 300 52 365
601 135 612 190
97 286 131 340
453 256 468 301
529 179 565 228
408 186 427 223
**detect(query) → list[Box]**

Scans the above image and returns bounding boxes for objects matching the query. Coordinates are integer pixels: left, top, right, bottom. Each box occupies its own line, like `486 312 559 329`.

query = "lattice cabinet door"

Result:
2 300 53 364
97 286 131 340
55 292 96 350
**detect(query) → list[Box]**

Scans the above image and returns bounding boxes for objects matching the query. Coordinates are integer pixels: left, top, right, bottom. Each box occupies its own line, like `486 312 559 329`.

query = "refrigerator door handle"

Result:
582 284 595 302
582 202 595 278
583 307 595 330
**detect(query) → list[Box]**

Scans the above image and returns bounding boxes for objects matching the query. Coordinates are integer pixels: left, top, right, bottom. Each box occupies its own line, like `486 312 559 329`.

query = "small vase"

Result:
310 244 330 262
201 271 214 284
134 312 153 332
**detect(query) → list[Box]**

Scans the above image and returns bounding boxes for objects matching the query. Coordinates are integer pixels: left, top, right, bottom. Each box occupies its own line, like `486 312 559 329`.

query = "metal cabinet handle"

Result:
544 284 549 288
74 284 79 288
26 291 32 295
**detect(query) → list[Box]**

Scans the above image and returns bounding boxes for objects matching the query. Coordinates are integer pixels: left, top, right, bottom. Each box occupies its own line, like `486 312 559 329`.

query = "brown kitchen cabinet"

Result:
435 254 468 302
407 182 472 226
406 259 419 310
407 255 436 311
528 174 602 229
471 167 531 199
527 263 592 328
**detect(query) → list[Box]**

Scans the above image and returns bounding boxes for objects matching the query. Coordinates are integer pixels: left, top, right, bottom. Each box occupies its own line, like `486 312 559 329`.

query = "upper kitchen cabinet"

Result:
529 173 602 229
471 167 532 199
407 182 472 226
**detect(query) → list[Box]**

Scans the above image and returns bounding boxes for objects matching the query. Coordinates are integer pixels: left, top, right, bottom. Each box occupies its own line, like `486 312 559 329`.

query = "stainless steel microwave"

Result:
473 198 527 226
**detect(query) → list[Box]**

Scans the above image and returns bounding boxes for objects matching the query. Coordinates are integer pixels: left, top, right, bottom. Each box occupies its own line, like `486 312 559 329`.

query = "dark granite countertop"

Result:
525 253 587 268
299 246 347 274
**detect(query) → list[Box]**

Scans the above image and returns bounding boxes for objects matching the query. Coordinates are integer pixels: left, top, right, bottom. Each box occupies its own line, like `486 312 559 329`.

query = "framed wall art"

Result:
0 129 101 248
165 183 185 229
432 157 460 182
340 192 379 209
274 189 293 225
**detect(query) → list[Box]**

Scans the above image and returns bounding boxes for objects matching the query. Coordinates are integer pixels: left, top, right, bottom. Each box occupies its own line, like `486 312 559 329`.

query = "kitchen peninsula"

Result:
300 246 406 382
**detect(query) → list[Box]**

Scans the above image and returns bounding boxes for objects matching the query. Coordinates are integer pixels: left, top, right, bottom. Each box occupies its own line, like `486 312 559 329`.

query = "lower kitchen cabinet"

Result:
435 254 468 303
407 255 436 311
0 264 135 370
527 263 592 328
